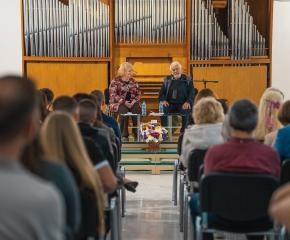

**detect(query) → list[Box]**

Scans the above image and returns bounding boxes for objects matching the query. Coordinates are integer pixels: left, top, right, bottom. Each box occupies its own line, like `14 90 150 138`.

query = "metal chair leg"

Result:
173 159 178 205
120 166 126 217
116 190 121 240
110 198 117 240
184 187 189 240
180 172 184 232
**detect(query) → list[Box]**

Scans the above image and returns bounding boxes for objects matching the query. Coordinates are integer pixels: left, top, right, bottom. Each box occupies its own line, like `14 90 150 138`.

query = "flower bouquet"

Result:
140 123 168 152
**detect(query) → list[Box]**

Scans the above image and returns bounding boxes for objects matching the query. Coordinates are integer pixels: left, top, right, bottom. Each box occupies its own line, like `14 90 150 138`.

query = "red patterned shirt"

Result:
204 137 280 178
109 76 141 112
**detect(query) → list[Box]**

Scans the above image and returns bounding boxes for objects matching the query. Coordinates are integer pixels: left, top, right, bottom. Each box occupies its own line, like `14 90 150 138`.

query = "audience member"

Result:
40 111 105 235
78 99 138 193
52 96 117 193
21 138 81 238
190 99 280 240
187 88 218 126
36 90 48 123
90 89 122 145
40 87 54 111
73 92 96 102
269 182 290 229
53 95 79 120
0 76 65 240
217 99 229 114
253 88 284 141
78 99 112 165
180 97 224 168
274 100 290 161
221 114 231 142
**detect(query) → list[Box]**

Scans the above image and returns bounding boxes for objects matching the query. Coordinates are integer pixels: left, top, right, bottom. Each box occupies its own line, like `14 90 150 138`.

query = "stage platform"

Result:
121 142 178 174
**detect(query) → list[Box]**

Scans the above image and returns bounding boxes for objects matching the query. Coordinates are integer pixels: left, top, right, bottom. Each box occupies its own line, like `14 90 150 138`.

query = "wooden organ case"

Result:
21 0 273 112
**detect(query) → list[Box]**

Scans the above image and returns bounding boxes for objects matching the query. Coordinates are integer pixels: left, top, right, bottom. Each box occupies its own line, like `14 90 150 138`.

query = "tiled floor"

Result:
121 171 184 240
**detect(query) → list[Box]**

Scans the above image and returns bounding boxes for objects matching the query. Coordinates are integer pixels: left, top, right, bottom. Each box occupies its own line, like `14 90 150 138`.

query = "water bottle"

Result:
159 101 164 114
142 101 146 116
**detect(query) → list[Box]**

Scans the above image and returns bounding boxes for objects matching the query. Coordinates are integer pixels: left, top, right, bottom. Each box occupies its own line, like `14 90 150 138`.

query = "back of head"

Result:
217 99 229 114
40 88 54 104
229 99 258 133
72 93 95 103
193 97 224 124
253 90 284 140
0 76 36 144
194 88 218 105
90 90 104 108
278 100 290 126
53 96 78 115
79 99 97 124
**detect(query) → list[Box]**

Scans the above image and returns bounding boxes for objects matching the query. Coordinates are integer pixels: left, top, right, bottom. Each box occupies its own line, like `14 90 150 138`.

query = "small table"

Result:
120 113 188 142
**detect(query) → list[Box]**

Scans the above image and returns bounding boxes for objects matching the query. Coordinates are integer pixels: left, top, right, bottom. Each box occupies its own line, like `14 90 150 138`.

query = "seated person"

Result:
190 99 280 240
40 111 105 236
269 182 290 230
180 97 224 168
109 62 141 141
274 100 290 161
159 61 195 133
53 96 117 193
186 88 218 127
0 76 64 240
40 87 54 112
253 88 284 141
90 89 122 146
78 99 138 193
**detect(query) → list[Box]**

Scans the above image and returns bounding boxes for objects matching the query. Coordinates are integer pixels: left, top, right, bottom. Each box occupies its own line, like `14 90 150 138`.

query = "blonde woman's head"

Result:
117 62 133 78
40 111 105 233
193 97 224 125
253 89 284 140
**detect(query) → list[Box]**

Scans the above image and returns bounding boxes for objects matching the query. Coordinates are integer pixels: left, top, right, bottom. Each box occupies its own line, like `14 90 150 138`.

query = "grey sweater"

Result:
0 159 65 240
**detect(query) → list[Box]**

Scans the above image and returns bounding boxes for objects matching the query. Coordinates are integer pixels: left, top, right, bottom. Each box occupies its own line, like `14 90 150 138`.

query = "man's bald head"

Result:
0 76 36 143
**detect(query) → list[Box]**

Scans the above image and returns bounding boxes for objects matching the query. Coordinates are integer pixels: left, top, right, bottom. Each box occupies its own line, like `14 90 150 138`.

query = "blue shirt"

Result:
101 111 122 146
275 125 290 162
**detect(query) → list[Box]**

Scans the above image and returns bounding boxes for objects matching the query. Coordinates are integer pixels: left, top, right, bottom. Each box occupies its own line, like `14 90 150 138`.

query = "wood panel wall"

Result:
26 62 109 99
192 66 267 105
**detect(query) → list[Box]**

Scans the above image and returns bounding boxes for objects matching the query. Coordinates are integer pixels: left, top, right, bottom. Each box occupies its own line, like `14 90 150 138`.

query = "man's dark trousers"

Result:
160 102 191 133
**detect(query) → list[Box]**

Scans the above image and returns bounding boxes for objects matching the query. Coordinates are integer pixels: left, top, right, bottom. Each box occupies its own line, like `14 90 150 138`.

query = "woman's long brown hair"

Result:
40 111 105 234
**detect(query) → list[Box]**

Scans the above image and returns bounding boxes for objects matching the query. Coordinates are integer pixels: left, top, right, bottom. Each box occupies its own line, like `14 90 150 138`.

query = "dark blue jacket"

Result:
101 111 122 146
159 74 195 105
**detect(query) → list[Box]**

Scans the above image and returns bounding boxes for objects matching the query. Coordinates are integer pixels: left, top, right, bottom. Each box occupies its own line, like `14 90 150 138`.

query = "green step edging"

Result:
120 160 175 165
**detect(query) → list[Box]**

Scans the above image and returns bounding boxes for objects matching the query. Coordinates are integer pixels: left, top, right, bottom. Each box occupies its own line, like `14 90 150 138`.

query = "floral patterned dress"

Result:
109 76 142 112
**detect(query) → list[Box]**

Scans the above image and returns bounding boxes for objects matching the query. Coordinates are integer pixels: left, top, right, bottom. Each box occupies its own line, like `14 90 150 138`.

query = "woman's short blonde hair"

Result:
193 97 224 124
117 62 133 78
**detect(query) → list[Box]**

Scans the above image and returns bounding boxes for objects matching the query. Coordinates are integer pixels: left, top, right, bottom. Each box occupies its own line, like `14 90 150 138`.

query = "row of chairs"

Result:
174 133 290 240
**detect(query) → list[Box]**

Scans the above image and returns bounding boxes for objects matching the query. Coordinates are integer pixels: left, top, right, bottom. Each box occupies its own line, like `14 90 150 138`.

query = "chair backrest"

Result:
187 149 207 182
177 132 184 156
200 173 280 222
78 189 98 238
281 159 290 184
104 88 110 105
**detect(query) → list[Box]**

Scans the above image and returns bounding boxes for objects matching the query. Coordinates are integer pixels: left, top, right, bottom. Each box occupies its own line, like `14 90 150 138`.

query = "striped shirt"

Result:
204 137 280 178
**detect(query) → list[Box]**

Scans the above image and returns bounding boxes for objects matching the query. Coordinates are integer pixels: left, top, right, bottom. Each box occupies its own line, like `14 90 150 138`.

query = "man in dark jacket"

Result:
159 62 195 133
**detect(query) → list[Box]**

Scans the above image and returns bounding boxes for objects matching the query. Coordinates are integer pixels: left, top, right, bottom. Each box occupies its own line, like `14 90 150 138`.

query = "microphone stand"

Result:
192 79 219 89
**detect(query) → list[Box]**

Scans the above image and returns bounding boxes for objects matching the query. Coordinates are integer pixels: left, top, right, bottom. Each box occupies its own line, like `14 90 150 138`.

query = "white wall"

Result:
272 1 290 100
0 1 22 76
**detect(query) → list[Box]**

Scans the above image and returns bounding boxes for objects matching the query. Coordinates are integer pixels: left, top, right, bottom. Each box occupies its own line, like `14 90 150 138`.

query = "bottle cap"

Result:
160 101 162 103
143 101 145 103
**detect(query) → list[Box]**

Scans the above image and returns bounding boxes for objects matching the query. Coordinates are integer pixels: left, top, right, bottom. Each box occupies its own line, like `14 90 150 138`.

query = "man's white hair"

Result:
170 61 182 71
